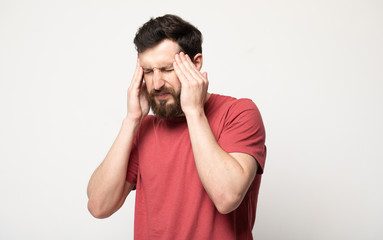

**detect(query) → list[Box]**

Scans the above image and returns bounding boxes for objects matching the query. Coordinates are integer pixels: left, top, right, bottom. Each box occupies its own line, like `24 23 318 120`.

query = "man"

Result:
87 14 266 239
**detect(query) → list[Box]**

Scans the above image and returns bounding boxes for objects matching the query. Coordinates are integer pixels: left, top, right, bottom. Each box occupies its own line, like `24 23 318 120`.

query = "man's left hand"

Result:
173 52 208 117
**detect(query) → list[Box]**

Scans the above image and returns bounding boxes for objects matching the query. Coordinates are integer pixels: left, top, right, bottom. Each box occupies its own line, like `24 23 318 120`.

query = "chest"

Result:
136 122 195 183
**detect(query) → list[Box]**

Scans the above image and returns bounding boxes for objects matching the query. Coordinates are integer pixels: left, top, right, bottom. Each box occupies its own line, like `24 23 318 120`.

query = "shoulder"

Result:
228 98 261 119
207 94 261 118
230 98 259 112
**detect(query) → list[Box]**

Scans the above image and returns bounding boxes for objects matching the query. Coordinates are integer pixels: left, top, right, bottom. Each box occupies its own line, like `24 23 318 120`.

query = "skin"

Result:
87 39 258 218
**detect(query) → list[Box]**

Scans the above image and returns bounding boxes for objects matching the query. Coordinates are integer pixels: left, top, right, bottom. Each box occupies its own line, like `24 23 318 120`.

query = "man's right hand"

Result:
127 58 149 122
87 58 147 218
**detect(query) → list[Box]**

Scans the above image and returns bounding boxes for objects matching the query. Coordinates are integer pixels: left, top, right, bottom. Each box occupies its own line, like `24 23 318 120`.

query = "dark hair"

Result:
134 14 203 59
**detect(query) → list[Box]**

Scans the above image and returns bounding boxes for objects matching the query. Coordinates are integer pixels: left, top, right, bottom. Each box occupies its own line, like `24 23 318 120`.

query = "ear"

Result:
192 53 203 71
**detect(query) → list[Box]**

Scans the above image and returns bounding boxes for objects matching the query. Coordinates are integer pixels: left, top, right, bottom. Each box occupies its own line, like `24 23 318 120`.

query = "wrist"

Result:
184 108 206 122
122 116 143 130
125 111 146 123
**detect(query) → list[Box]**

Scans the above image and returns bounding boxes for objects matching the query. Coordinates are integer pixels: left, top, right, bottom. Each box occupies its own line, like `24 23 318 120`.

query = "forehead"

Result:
139 39 181 68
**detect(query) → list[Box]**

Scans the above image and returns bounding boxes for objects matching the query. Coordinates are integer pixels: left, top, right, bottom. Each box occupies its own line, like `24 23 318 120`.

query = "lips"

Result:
155 92 170 100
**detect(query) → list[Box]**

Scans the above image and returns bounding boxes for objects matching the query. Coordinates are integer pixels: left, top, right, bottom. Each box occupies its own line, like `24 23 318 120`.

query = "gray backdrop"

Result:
1 0 382 239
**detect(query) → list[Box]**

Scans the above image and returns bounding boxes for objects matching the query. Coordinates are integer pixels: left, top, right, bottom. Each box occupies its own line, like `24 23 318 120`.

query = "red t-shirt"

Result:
127 94 266 239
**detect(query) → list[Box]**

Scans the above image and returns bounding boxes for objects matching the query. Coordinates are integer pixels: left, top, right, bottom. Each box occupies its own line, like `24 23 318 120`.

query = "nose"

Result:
153 69 165 90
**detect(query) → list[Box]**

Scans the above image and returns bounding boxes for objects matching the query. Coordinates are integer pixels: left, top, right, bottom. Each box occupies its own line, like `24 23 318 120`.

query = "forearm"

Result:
186 111 256 214
173 52 256 213
87 117 140 217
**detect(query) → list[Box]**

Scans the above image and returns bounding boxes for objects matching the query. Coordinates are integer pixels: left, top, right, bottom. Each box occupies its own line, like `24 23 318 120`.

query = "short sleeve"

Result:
126 140 139 188
218 99 266 174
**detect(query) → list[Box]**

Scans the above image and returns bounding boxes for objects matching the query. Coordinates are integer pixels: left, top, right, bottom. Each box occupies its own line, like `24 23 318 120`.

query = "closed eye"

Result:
160 67 174 72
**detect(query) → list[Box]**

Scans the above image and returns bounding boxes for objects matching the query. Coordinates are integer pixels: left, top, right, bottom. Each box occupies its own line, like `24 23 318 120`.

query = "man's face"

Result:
139 39 183 119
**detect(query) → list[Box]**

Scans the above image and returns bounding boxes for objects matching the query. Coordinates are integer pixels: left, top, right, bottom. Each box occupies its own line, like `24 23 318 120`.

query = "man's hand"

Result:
173 52 208 116
173 52 258 214
127 58 149 122
88 59 147 218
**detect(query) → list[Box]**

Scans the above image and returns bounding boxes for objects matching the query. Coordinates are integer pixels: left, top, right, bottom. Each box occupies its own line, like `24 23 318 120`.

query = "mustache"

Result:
150 87 174 95
149 87 176 96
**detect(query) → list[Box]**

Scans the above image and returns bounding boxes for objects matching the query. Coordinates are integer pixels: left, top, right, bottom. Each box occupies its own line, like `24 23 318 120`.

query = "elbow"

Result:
87 199 112 219
214 193 243 215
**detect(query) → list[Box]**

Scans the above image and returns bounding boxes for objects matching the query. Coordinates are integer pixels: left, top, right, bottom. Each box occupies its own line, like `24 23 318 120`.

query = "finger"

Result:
181 53 197 69
179 52 198 75
131 58 143 89
183 53 206 82
175 53 195 81
132 58 140 81
180 53 205 82
173 60 189 86
133 67 144 90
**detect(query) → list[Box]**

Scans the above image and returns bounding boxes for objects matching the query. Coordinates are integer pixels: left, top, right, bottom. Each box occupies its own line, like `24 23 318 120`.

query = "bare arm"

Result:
185 112 257 214
173 53 258 214
87 59 149 218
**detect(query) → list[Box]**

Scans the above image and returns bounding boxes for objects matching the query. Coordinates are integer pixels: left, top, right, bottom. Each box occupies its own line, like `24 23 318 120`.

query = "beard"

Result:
148 87 184 119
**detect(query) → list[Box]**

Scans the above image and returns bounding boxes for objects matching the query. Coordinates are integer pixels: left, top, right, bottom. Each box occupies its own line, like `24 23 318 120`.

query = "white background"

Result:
1 0 382 239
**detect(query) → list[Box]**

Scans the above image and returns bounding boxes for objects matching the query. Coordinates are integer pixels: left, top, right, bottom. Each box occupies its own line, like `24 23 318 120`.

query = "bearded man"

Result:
87 14 266 240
